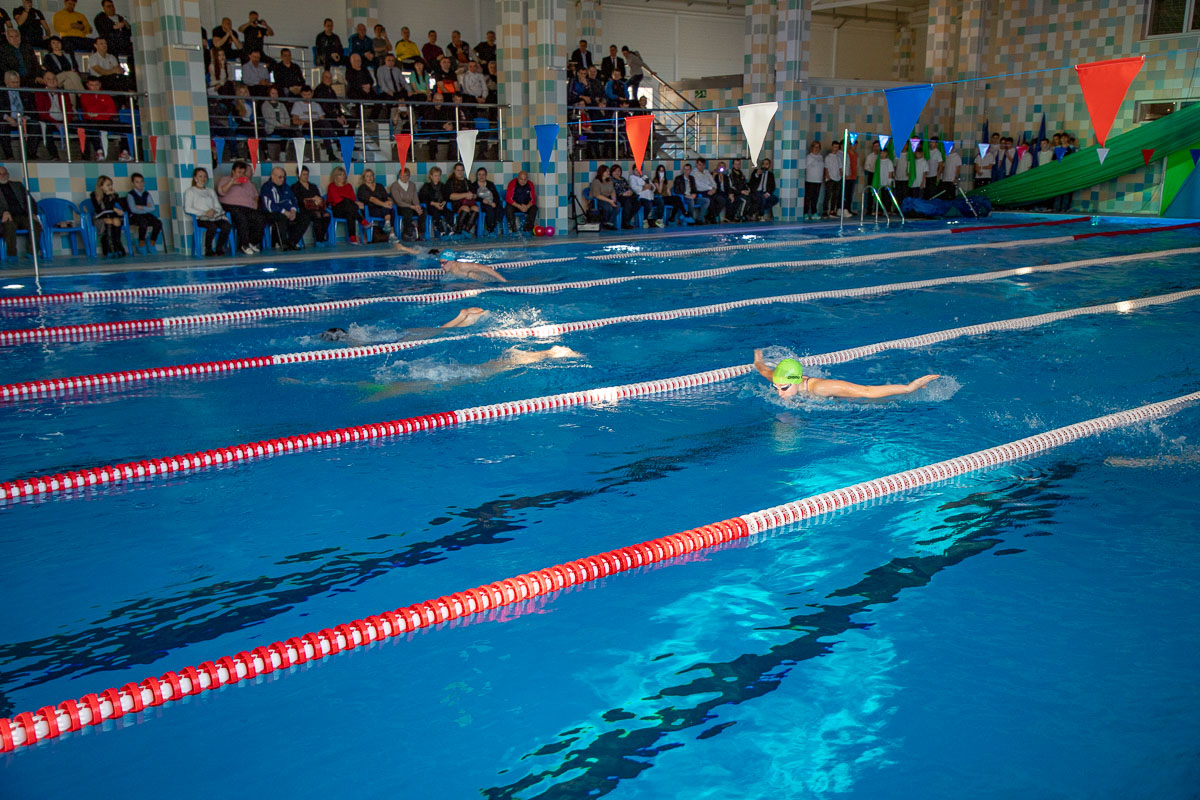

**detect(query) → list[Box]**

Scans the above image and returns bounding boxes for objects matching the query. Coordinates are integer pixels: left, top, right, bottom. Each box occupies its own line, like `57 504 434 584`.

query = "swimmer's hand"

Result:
753 349 774 380
907 374 940 392
548 345 582 359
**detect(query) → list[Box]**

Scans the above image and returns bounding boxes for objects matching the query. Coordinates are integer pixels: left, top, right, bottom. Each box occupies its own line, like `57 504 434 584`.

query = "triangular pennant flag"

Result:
943 141 954 154
125 134 134 160
884 84 933 159
76 127 86 155
1192 149 1200 167
1074 56 1145 148
879 134 890 151
457 130 478 175
1142 148 1154 166
1054 145 1066 161
338 135 355 175
737 101 778 166
149 135 158 162
292 137 306 173
1097 147 1109 164
214 137 225 165
623 115 654 172
393 133 411 174
848 132 858 145
1017 144 1028 160
534 123 559 171
910 138 920 152
978 142 990 157
247 138 260 170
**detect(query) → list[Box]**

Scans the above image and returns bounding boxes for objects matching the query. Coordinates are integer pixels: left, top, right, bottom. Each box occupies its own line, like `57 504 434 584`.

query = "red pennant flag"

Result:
393 133 412 174
1074 56 1144 148
1017 144 1028 160
149 135 158 162
76 127 87 156
247 138 260 170
1142 148 1155 166
624 114 654 172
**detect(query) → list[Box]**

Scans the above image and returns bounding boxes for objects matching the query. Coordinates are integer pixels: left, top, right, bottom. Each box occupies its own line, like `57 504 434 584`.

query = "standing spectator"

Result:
1015 139 1033 174
261 86 292 160
628 165 662 227
589 164 618 228
621 46 644 98
974 139 995 187
343 52 376 117
447 30 470 72
728 158 751 221
389 167 423 240
419 165 454 237
445 161 479 235
89 175 126 257
210 17 241 62
652 164 684 224
892 145 909 204
692 157 721 222
474 31 496 66
42 36 82 90
505 170 537 233
570 40 593 71
238 11 273 59
0 164 39 255
314 19 343 69
878 147 895 205
461 60 487 104
862 140 880 214
357 168 396 241
347 23 372 62
291 84 337 161
924 136 943 199
940 145 961 198
13 0 48 50
823 140 844 217
239 48 272 96
217 160 266 255
52 0 91 53
0 26 33 79
393 27 420 67
33 68 68 160
292 166 328 242
261 166 310 250
750 158 778 220
125 172 163 252
473 167 501 234
600 45 625 79
672 162 706 222
183 167 231 257
909 147 927 197
88 37 129 92
325 165 365 243
273 48 303 97
0 70 29 160
844 140 858 213
93 0 131 57
376 54 407 103
79 74 130 160
803 141 823 220
421 30 443 67
610 163 637 228
372 25 392 62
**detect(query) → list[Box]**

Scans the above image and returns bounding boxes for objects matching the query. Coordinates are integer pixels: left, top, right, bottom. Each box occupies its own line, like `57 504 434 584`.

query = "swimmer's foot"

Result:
505 345 583 365
906 374 940 392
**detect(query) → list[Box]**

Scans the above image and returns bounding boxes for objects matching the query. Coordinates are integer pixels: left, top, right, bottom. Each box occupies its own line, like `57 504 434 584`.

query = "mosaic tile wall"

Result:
893 22 916 81
579 0 601 47
346 0 379 30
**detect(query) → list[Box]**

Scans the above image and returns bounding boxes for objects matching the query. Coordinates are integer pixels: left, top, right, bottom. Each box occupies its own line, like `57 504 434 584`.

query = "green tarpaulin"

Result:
970 103 1200 206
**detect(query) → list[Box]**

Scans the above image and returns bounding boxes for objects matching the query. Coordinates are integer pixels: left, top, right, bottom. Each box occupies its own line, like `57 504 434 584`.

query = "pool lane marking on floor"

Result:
0 234 1084 345
3 388 1197 754
3 286 1198 503
6 245 1200 402
950 215 1091 233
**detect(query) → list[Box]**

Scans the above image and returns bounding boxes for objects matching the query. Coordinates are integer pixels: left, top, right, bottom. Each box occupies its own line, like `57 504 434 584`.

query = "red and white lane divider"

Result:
4 390 1197 753
7 245 1198 402
3 286 1197 503
951 215 1091 233
0 234 1079 346
1073 220 1200 240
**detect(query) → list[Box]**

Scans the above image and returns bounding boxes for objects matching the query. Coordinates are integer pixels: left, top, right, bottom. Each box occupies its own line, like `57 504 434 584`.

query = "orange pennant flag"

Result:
624 115 654 172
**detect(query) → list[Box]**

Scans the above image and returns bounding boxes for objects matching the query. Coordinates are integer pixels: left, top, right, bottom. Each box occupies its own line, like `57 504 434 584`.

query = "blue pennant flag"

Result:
884 84 933 160
214 137 225 165
848 132 858 145
534 123 560 171
1192 148 1200 168
338 136 356 175
126 134 135 160
1054 146 1067 161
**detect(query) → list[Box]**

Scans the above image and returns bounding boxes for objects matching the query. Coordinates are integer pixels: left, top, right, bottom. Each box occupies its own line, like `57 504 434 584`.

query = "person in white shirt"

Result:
893 147 909 203
803 141 824 220
460 60 488 103
628 165 663 227
823 140 847 217
910 151 928 196
182 167 232 257
878 152 895 191
975 144 996 187
691 157 719 222
939 148 962 197
924 137 943 199
1015 141 1033 174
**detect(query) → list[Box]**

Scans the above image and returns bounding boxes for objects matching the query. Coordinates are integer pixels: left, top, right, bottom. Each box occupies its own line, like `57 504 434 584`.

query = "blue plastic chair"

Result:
39 198 94 258
325 216 354 244
0 211 49 260
670 191 697 226
190 213 236 257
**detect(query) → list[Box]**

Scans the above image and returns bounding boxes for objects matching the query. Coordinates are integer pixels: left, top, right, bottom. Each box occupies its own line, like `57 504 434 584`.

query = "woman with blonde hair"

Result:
326 165 367 244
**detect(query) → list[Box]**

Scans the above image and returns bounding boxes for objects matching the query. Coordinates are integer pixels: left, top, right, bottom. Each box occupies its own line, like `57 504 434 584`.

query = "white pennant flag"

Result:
978 142 990 157
737 101 778 166
879 134 890 151
457 130 479 176
1097 147 1110 165
292 137 307 173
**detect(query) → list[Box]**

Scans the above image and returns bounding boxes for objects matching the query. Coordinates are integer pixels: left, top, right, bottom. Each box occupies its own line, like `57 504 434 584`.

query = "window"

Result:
1146 0 1200 36
1134 98 1199 121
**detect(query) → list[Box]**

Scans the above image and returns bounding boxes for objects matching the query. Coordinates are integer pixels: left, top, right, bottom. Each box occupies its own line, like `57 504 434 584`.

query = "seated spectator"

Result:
347 23 373 64
473 167 500 234
447 30 470 73
406 60 430 102
314 69 350 137
568 68 591 106
261 166 310 250
290 84 338 161
89 174 126 257
601 45 625 79
210 16 241 62
419 165 453 237
750 157 778 220
0 26 34 81
79 74 130 160
713 160 737 222
673 162 707 222
230 84 256 154
445 161 479 235
505 170 537 232
652 164 684 223
125 172 162 252
32 69 69 160
388 166 423 240
422 92 455 160
0 70 31 160
356 169 396 241
238 10 273 60
314 18 343 69
325 165 366 243
461 60 487 104
240 49 272 96
393 26 420 68
42 36 83 91
376 54 407 103
208 47 233 95
433 55 459 97
343 52 377 118
183 167 231 257
292 166 328 242
628 165 662 227
585 65 605 106
0 164 39 254
589 164 619 228
485 60 498 105
421 30 443 67
88 37 129 92
52 0 92 53
372 25 392 62
272 48 303 97
13 0 49 51
692 157 721 222
94 0 131 57
604 69 626 105
474 31 496 66
260 86 292 160
610 164 638 228
217 160 266 255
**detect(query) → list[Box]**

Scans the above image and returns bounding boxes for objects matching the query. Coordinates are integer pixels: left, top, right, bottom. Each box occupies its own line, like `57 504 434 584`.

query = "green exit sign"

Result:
694 89 707 98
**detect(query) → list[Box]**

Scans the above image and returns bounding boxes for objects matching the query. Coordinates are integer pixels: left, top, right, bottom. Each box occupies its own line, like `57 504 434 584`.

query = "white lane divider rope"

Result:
2 286 1196 503
584 227 952 260
8 245 1198 402
4 387 1196 753
0 234 1079 345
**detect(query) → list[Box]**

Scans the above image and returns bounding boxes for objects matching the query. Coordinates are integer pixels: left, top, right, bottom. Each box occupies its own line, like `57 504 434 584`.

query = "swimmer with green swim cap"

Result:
392 243 507 282
754 349 939 400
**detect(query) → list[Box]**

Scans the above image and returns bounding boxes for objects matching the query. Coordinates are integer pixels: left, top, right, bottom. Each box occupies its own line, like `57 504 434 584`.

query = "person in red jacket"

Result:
325 166 367 244
505 170 536 232
77 74 128 160
33 69 70 160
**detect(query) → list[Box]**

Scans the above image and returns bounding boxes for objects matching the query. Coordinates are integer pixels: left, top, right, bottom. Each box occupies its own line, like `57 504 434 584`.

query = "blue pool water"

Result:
2 216 1200 798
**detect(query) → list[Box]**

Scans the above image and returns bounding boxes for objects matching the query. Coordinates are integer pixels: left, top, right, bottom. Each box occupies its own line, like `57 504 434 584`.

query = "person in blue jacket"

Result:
260 166 311 250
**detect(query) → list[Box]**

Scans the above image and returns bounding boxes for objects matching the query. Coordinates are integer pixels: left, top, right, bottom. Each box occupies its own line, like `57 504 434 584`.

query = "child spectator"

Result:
125 172 162 252
90 174 126 257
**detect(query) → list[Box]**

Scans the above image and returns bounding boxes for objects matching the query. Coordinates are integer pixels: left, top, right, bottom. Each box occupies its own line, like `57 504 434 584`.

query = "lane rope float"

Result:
1073 220 1200 240
6 245 1199 402
3 389 1196 753
0 234 1080 346
951 215 1091 233
3 286 1197 503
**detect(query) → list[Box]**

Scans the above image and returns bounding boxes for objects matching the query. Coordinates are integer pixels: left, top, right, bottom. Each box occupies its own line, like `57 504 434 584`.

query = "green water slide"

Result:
970 102 1200 207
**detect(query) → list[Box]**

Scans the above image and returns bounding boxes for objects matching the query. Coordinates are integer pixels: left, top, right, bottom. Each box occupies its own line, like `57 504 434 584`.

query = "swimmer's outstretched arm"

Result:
807 375 939 398
460 262 507 283
752 349 775 381
393 242 422 255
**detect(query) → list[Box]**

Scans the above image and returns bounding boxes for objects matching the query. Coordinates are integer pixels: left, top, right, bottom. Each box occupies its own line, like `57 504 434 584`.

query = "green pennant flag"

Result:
1162 141 1200 212
872 148 882 189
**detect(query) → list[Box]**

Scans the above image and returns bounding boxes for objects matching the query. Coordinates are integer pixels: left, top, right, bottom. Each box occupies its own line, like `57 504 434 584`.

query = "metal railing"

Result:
1 86 146 163
565 102 744 163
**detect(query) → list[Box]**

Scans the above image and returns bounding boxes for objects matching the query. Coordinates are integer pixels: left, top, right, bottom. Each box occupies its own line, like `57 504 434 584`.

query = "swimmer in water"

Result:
319 307 490 343
361 345 582 400
754 350 940 399
393 242 507 282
